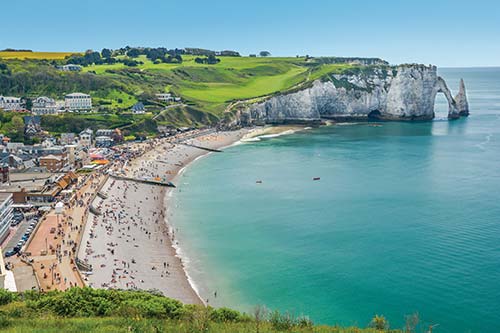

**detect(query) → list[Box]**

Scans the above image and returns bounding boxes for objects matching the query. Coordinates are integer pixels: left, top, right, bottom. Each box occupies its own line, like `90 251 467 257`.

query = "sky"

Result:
1 0 499 67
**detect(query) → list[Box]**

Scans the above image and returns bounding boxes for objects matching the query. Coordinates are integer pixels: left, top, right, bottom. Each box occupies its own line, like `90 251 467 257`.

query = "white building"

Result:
0 96 23 111
156 93 173 102
6 142 24 154
59 64 82 72
79 128 93 147
32 96 57 115
0 193 13 244
65 93 92 112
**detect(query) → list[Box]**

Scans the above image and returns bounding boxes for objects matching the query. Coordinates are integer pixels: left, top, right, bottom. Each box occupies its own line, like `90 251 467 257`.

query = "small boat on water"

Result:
313 177 320 181
256 180 263 184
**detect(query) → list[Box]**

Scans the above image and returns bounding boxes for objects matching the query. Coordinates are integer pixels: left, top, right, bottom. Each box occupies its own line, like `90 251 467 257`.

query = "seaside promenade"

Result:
7 173 107 291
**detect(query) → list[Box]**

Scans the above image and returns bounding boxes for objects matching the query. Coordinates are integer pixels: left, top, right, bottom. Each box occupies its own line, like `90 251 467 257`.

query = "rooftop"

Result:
65 93 90 98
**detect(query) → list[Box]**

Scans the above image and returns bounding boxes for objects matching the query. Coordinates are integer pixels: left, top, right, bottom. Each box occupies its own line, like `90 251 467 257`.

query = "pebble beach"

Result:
78 130 248 304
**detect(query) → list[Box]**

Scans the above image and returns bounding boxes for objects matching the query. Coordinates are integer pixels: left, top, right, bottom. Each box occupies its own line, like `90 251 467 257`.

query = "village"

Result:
0 87 212 294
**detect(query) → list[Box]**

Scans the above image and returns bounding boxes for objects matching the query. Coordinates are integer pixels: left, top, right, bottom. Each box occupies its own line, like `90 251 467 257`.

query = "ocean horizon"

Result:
168 67 500 333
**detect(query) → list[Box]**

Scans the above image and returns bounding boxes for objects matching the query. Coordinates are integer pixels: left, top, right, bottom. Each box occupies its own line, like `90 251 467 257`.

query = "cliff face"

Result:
239 65 469 125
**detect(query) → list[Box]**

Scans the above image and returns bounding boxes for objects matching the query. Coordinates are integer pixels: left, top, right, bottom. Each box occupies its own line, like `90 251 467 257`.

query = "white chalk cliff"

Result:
237 64 469 125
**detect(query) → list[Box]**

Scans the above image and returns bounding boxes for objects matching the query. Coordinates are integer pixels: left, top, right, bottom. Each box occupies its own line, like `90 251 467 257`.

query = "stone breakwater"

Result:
233 64 469 125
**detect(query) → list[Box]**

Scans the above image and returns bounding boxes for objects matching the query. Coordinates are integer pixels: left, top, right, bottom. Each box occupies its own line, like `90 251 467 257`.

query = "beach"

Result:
78 129 248 304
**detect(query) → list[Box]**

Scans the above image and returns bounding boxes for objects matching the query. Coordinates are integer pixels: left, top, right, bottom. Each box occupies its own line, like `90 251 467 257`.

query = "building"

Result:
32 96 57 115
1 172 77 207
155 93 173 102
6 142 24 154
24 116 42 137
0 193 13 244
65 145 77 166
58 64 82 72
95 129 113 137
95 136 114 148
39 154 66 172
0 165 9 183
60 133 76 145
79 129 93 147
65 93 92 112
0 96 23 111
131 102 145 114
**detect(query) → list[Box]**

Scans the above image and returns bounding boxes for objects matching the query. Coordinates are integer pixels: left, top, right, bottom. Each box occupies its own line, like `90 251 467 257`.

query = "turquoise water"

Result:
171 68 500 333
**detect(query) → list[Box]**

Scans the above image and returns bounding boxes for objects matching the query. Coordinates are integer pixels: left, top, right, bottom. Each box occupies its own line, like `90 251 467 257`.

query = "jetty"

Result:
109 173 176 188
179 142 223 153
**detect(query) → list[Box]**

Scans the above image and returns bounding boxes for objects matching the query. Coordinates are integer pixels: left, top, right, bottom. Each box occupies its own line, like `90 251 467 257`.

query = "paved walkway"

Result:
11 173 107 291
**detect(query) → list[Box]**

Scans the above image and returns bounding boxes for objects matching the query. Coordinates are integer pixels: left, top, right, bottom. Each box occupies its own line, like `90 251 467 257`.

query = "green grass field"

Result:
0 52 370 131
0 51 78 60
80 55 353 114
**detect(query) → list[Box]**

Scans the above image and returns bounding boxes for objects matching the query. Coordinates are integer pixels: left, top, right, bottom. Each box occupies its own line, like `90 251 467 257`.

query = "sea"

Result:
169 68 500 333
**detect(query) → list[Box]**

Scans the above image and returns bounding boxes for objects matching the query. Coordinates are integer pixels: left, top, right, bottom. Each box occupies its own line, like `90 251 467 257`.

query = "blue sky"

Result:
1 0 499 67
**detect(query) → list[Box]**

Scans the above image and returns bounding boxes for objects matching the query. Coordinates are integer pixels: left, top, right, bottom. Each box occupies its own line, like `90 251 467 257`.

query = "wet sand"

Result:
78 130 247 304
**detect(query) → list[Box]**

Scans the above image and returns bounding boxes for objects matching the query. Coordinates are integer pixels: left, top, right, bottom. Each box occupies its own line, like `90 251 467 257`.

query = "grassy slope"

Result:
81 55 352 114
0 52 360 133
0 318 392 333
0 288 400 333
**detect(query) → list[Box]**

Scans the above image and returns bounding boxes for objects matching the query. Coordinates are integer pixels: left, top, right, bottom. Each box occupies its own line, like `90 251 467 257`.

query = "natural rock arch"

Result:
433 77 460 119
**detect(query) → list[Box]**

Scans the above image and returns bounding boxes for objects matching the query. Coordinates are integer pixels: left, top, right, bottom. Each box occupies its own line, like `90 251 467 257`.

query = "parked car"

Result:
4 249 17 257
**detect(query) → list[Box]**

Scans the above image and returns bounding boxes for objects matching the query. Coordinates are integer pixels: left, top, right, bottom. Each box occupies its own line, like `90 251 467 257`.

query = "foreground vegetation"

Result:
0 288 403 333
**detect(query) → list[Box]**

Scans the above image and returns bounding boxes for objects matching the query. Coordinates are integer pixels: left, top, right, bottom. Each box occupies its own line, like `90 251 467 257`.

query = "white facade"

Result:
0 96 22 111
0 193 13 244
32 96 57 115
156 93 173 102
60 64 82 72
65 93 92 112
79 129 93 147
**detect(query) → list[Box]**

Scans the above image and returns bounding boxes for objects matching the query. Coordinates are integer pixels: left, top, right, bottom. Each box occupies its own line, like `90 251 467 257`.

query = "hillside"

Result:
0 288 402 333
0 51 390 136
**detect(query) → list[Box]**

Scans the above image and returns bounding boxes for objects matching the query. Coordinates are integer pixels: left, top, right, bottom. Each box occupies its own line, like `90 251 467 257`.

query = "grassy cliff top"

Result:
0 52 392 134
0 287 402 333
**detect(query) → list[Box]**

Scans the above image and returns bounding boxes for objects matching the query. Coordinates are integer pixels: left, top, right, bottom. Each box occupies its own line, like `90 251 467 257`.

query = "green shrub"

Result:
297 315 314 328
210 307 242 323
269 310 295 331
0 289 18 306
0 313 10 328
118 299 165 318
369 314 389 330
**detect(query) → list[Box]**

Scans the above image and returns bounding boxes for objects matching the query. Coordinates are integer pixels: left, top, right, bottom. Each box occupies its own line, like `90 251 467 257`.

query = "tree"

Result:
101 48 112 58
127 48 141 58
207 54 220 64
369 314 389 330
259 51 271 57
8 115 25 141
24 97 33 110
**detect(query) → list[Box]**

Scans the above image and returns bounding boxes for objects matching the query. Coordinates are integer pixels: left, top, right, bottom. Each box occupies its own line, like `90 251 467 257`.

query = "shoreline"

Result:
79 129 250 304
162 125 311 304
79 125 307 305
